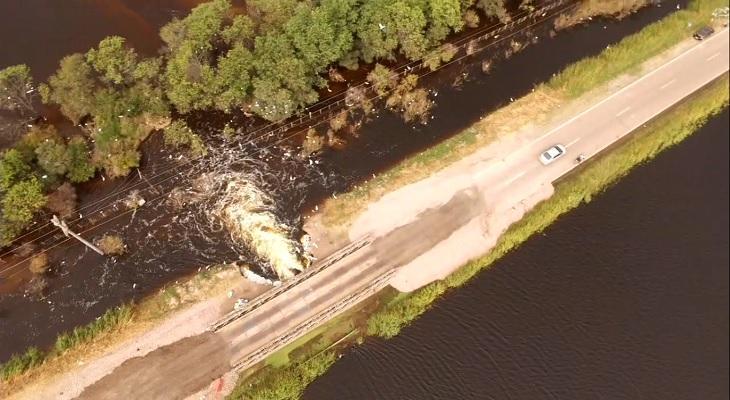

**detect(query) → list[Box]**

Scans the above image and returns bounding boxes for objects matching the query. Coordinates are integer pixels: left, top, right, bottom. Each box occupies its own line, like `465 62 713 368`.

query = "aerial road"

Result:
20 28 728 400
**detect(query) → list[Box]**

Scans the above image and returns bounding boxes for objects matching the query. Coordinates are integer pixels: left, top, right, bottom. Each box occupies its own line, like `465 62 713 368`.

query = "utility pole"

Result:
50 215 105 256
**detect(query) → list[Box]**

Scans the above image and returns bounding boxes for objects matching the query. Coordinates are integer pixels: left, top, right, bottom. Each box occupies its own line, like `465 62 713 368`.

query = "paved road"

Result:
75 29 729 400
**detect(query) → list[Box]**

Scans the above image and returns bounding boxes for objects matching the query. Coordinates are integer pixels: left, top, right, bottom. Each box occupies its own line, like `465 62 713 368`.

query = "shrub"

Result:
328 111 348 132
95 234 126 256
228 351 337 400
65 137 96 183
0 347 43 381
301 128 325 157
2 177 46 225
25 276 48 296
0 149 31 191
35 139 70 176
45 182 77 217
163 120 208 158
367 64 398 96
0 64 36 115
28 253 50 275
54 305 134 354
463 9 480 28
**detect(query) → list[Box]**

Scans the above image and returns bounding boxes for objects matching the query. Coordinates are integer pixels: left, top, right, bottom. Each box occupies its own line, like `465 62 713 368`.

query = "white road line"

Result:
503 171 526 186
566 137 581 147
616 106 631 117
659 78 676 89
527 30 728 147
475 169 490 179
707 52 721 61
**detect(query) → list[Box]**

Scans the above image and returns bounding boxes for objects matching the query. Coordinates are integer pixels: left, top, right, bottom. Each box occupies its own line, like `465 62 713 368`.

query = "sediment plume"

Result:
209 173 305 280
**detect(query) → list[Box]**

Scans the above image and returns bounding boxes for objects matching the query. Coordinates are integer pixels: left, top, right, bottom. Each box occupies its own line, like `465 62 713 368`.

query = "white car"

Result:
539 144 566 165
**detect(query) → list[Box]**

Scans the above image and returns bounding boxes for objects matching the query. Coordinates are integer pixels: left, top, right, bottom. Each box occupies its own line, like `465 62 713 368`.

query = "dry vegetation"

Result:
95 234 126 256
555 0 652 30
45 183 77 218
28 253 49 275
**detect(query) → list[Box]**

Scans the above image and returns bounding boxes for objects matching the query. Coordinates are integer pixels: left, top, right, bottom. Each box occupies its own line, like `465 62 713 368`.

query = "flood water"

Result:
303 110 730 400
0 0 202 80
0 1 687 361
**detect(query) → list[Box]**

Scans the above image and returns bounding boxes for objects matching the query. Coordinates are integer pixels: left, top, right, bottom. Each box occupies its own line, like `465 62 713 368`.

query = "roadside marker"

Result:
615 106 631 117
706 52 721 61
660 78 676 90
503 171 526 187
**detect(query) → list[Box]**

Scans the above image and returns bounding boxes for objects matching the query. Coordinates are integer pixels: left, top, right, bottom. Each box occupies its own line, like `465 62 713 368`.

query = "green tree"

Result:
160 17 187 53
164 43 219 112
90 91 150 178
86 36 138 85
284 4 354 72
174 0 230 53
477 0 509 22
161 0 231 112
163 120 207 157
252 34 319 120
215 44 254 111
356 0 429 62
0 149 32 191
0 64 36 115
422 0 464 43
2 177 46 225
41 54 96 124
247 0 300 32
66 137 96 183
35 140 70 176
367 64 398 96
222 15 255 45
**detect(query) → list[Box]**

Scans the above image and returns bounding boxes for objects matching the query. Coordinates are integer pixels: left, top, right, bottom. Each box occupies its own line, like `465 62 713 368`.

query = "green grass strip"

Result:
0 304 133 381
227 350 338 400
548 0 728 98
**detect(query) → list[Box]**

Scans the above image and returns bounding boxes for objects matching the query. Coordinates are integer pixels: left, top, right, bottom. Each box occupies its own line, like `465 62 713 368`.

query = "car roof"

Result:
697 26 714 34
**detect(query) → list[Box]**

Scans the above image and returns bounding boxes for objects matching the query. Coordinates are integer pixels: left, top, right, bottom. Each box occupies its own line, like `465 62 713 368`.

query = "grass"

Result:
53 305 134 354
549 0 728 98
318 0 729 230
227 301 375 400
228 351 338 400
0 304 133 381
367 75 729 339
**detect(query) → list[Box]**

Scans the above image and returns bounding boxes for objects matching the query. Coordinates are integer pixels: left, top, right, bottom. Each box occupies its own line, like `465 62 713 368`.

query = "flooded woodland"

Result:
0 0 691 362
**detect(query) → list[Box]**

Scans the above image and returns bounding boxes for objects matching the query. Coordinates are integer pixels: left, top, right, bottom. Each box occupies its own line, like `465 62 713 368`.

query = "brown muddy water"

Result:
0 0 203 80
303 110 730 400
0 1 687 361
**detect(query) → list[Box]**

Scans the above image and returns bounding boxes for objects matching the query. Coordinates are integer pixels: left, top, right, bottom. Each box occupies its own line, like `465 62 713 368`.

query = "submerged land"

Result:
1 0 729 399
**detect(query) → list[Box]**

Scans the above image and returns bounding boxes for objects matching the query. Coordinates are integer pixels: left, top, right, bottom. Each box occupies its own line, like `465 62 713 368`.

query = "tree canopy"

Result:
0 64 36 115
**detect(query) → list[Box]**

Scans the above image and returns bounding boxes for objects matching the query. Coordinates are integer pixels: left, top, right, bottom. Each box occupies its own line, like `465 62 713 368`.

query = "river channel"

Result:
303 109 729 399
0 1 688 361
